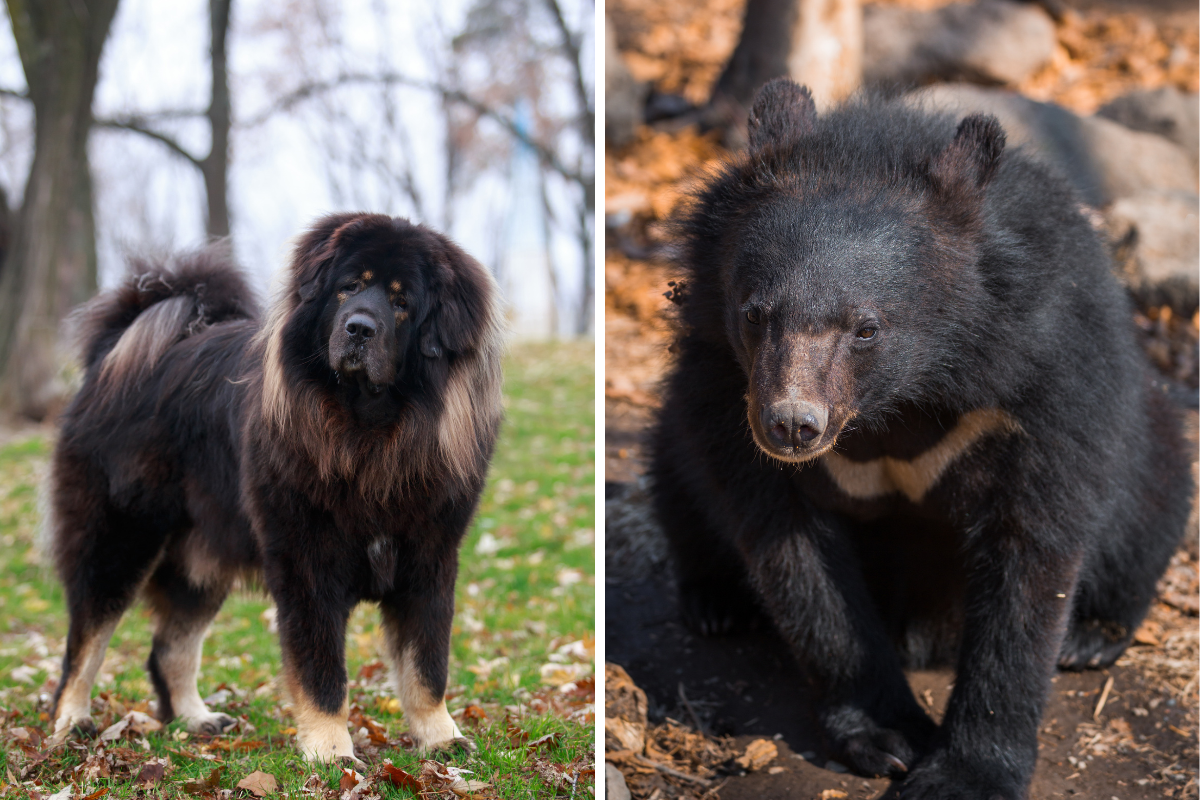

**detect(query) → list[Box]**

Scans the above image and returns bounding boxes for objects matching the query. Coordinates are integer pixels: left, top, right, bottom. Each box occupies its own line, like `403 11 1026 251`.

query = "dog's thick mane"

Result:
252 219 505 503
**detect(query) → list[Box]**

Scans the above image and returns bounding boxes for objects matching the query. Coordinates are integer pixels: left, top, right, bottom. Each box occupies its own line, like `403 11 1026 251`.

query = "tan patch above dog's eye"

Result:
390 280 402 292
361 270 374 282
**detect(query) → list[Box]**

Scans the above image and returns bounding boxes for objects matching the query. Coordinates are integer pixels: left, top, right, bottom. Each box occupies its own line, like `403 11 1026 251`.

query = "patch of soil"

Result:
607 510 1199 797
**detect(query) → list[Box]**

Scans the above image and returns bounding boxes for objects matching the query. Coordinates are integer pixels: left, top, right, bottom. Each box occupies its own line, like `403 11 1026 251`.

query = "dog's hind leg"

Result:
379 559 466 755
50 507 166 741
144 558 236 734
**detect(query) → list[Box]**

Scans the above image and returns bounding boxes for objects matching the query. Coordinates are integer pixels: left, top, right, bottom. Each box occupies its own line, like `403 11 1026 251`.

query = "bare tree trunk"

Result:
202 0 232 239
0 0 120 419
715 0 861 113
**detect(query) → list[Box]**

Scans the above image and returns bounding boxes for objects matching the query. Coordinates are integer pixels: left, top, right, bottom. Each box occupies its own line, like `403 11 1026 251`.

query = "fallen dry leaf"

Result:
379 762 424 792
236 770 278 796
820 791 848 800
339 767 362 791
182 765 223 794
80 789 110 800
136 758 167 786
100 710 162 742
734 738 777 771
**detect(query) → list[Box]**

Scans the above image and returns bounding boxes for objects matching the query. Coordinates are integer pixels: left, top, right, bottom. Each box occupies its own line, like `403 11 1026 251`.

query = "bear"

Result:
648 78 1193 799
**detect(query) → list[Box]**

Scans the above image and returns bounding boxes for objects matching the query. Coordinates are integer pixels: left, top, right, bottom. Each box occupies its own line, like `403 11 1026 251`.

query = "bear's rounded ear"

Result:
929 114 1006 198
748 79 817 154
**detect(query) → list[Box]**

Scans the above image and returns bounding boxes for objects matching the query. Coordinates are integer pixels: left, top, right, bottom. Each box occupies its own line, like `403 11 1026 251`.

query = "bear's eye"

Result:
856 326 878 340
745 308 761 325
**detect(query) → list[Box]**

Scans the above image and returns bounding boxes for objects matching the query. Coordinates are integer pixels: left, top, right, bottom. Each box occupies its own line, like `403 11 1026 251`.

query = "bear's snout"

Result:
761 401 828 450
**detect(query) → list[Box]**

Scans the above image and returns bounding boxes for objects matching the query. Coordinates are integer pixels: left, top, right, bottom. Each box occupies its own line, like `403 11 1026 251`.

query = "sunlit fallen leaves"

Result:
236 770 278 796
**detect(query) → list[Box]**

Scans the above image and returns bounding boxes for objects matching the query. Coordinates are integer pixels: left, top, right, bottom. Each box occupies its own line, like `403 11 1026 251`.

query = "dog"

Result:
47 213 504 762
649 80 1191 798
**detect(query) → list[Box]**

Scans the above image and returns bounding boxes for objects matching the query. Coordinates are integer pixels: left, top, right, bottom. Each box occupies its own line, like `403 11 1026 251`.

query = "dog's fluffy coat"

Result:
48 214 503 761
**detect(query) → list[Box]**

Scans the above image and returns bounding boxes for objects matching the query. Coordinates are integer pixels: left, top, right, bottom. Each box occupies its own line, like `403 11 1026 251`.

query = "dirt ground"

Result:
604 0 1200 796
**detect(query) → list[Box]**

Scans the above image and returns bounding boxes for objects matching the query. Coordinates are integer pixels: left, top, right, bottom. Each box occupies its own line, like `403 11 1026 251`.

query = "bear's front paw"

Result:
899 753 1022 800
836 726 918 779
1058 619 1130 670
678 578 762 636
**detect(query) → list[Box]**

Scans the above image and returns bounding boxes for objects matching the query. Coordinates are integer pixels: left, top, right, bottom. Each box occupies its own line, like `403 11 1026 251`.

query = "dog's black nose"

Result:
345 314 377 340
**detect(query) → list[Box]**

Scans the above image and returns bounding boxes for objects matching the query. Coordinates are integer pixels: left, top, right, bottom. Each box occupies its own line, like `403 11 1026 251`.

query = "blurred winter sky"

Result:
0 0 594 337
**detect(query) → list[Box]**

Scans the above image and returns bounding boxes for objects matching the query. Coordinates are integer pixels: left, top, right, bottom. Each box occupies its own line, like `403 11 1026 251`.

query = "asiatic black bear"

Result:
650 79 1192 798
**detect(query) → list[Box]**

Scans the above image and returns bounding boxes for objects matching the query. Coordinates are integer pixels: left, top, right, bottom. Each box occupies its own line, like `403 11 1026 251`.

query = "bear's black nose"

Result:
762 402 827 449
345 313 377 341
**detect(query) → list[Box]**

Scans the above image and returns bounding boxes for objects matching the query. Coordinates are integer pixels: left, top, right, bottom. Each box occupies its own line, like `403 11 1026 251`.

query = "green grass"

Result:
0 339 595 798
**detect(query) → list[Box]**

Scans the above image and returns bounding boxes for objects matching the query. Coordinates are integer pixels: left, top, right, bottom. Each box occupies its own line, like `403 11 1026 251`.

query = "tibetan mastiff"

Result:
47 213 503 761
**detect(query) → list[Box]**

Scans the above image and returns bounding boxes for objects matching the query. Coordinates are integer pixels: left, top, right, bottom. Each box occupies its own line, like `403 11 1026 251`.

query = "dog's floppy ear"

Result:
290 213 383 303
420 235 496 359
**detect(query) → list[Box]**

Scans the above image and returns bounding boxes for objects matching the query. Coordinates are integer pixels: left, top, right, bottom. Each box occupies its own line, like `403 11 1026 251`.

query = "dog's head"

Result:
273 213 497 424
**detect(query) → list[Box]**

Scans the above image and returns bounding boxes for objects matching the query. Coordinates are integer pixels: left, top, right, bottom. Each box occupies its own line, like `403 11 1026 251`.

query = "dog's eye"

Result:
856 326 878 340
745 308 761 325
340 280 361 294
393 294 408 309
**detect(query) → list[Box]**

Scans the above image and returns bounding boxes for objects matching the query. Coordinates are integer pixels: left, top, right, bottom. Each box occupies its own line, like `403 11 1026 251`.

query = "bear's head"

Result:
683 79 1007 463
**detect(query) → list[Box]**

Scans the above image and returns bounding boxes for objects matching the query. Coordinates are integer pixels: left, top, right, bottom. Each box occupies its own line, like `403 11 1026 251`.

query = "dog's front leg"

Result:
379 517 473 754
262 533 359 763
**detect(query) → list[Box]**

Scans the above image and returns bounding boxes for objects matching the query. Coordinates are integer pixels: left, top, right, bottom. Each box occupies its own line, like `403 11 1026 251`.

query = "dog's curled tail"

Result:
70 246 260 384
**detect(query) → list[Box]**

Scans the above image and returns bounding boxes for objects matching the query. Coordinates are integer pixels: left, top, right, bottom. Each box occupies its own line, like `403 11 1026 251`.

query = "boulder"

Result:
1108 189 1199 300
913 84 1197 206
605 763 632 800
864 0 1056 88
1097 87 1199 168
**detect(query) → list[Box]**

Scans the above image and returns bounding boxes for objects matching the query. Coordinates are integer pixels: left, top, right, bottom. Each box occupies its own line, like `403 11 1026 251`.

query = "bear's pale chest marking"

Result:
819 408 1020 504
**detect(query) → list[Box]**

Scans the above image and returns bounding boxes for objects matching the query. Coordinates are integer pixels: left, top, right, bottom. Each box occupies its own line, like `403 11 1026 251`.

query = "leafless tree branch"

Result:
93 117 203 168
241 71 588 189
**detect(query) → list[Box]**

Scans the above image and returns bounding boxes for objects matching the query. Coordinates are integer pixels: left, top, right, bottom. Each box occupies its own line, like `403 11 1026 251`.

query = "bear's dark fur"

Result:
649 79 1192 798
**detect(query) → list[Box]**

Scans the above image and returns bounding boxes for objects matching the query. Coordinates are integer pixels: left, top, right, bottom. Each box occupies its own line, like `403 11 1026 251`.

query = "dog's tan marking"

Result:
438 270 505 483
389 280 402 292
360 270 373 282
337 292 347 304
394 310 409 324
820 408 1020 503
153 618 232 732
393 645 462 750
99 295 195 385
258 293 298 430
284 669 358 762
52 618 119 739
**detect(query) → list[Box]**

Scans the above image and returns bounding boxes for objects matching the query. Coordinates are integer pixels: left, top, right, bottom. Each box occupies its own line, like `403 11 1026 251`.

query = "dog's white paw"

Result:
183 710 238 735
298 725 360 764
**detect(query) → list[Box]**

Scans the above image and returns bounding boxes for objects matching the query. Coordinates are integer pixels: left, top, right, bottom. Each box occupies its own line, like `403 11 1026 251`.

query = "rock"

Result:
1097 87 1199 167
605 763 632 800
913 84 1197 206
606 15 648 148
1107 190 1199 299
864 0 1056 88
604 662 648 754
